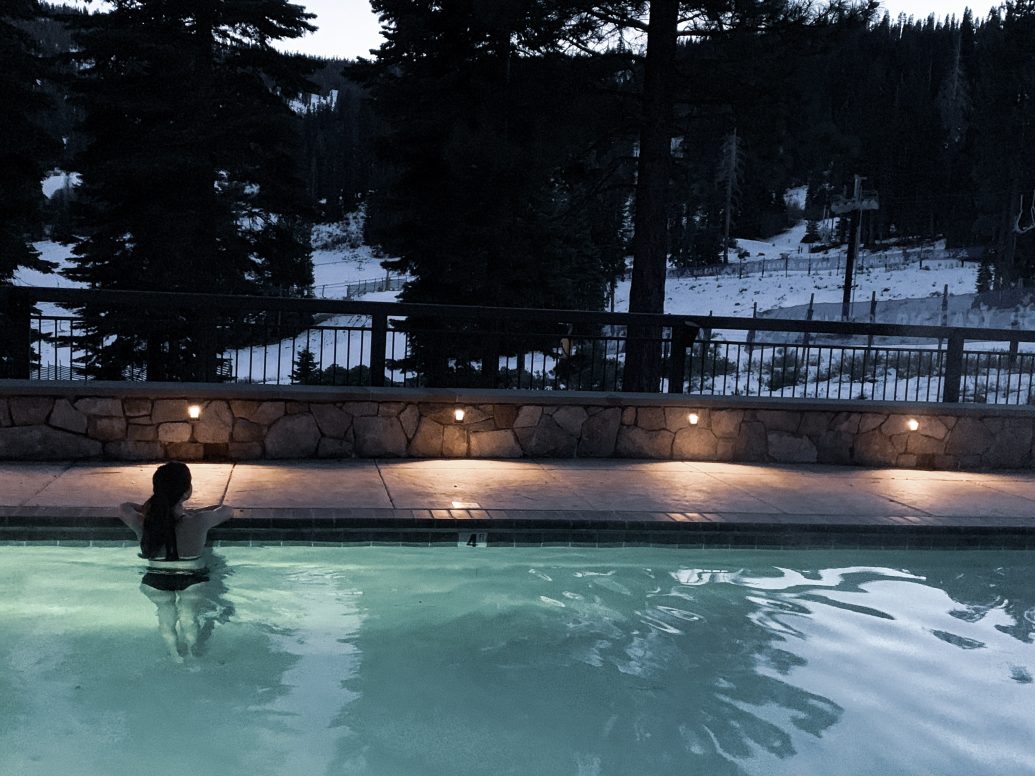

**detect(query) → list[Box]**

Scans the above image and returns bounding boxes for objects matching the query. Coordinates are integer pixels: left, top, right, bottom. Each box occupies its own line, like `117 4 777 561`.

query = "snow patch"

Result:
41 171 80 199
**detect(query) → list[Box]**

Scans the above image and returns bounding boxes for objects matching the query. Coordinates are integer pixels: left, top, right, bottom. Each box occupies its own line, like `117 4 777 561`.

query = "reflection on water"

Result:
0 547 1033 776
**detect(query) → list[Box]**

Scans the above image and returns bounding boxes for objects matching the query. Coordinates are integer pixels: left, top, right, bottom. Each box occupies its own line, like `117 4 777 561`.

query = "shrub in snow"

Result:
319 364 371 386
687 344 739 392
763 348 813 392
552 350 622 391
497 366 541 390
312 206 367 251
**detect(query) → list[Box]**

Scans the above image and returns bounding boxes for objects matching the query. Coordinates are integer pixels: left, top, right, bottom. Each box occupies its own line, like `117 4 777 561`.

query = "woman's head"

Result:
153 461 192 505
141 462 192 560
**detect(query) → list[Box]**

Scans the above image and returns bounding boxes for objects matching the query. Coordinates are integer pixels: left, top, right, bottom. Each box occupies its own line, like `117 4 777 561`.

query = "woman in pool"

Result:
118 461 232 661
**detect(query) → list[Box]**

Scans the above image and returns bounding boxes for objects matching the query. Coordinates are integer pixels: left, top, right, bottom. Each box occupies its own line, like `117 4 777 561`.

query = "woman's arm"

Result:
118 502 145 539
189 505 234 530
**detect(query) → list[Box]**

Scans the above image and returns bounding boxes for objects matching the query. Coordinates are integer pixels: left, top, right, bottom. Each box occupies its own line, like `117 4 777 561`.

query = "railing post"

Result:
194 309 219 382
803 293 815 348
481 318 500 388
0 288 32 379
746 302 757 356
370 312 387 387
942 330 965 403
667 321 698 394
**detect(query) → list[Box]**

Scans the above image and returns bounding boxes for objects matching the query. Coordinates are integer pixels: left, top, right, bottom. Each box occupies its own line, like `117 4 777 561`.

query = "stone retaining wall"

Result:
0 383 1032 469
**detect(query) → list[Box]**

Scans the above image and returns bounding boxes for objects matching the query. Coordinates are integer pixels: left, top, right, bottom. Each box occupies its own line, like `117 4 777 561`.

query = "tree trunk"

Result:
623 0 678 393
999 187 1020 289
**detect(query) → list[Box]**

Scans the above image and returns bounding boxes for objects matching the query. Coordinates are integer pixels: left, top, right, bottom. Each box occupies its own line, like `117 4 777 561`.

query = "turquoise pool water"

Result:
1 546 1033 776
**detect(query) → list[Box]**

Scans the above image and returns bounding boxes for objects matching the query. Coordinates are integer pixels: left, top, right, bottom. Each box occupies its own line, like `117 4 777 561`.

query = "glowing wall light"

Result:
454 408 466 422
187 404 203 420
907 418 919 432
688 412 700 426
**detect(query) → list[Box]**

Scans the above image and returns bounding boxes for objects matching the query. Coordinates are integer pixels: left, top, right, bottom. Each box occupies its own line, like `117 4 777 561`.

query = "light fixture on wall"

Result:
907 418 919 432
688 412 700 425
454 408 465 422
187 404 203 420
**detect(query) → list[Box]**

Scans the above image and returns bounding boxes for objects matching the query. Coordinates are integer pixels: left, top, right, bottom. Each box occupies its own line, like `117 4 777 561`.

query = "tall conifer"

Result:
0 0 61 378
970 1 1035 286
65 0 316 379
560 1 876 390
0 0 59 284
363 1 628 385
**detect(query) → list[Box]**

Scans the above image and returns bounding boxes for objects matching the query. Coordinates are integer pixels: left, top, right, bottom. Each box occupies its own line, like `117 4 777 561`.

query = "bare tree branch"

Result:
584 8 649 33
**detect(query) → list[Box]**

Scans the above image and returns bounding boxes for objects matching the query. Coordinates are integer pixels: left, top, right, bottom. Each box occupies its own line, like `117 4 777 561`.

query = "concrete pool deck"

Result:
2 460 1035 548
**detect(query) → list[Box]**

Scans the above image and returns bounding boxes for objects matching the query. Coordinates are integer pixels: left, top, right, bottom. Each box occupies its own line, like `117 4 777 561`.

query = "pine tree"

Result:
968 1 1035 286
65 0 317 379
363 1 626 385
18 3 82 164
0 0 60 284
291 347 320 384
559 1 876 391
299 67 377 221
613 0 677 391
0 0 62 378
716 129 744 264
939 12 977 249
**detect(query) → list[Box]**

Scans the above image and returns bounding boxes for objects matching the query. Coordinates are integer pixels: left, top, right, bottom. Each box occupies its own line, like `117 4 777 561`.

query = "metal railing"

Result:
313 273 411 299
672 246 972 279
4 286 1035 404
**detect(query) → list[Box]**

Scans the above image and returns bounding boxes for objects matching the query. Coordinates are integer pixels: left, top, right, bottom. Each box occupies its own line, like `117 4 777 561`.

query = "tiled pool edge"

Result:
3 509 1034 550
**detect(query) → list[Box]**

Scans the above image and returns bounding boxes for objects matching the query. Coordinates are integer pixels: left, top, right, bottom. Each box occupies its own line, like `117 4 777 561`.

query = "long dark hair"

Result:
141 462 191 561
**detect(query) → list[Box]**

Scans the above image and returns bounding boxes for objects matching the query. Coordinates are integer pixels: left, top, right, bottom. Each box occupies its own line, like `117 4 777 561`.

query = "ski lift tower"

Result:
831 175 879 320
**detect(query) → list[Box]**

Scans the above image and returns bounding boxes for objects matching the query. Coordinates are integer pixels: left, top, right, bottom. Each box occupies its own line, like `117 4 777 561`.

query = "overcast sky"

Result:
64 1 1001 60
284 1 998 59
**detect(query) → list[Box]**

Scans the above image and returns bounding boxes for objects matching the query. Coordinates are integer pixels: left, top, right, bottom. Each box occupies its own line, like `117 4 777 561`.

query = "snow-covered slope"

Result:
19 213 993 327
310 212 408 298
628 257 980 321
24 202 1035 398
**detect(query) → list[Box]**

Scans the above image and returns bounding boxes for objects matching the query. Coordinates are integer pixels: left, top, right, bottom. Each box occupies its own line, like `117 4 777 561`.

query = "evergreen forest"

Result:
3 0 1035 385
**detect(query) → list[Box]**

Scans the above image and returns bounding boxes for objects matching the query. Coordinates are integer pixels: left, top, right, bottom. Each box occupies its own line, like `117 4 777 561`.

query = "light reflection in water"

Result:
0 547 1032 776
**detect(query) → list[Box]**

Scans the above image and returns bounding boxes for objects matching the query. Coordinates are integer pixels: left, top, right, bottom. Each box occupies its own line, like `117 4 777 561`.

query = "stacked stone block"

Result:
0 392 1032 469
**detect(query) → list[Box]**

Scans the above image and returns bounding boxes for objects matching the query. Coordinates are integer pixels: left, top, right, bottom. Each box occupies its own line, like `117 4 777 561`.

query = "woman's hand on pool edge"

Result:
198 505 234 521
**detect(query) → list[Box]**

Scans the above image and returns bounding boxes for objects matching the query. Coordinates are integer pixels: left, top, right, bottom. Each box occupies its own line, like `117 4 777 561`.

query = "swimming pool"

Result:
1 546 1033 776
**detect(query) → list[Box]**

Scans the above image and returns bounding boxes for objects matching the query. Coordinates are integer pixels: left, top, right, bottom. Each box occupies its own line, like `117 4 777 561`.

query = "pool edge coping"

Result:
3 508 1034 550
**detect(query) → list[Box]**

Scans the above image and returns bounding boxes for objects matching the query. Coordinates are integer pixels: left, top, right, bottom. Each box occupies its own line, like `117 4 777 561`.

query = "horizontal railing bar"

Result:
702 342 1029 356
12 286 1035 343
694 316 1035 341
10 287 680 326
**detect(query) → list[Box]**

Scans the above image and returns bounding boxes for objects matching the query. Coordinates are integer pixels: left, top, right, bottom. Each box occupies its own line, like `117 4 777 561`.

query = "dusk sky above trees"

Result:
63 1 1005 59
281 0 996 58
